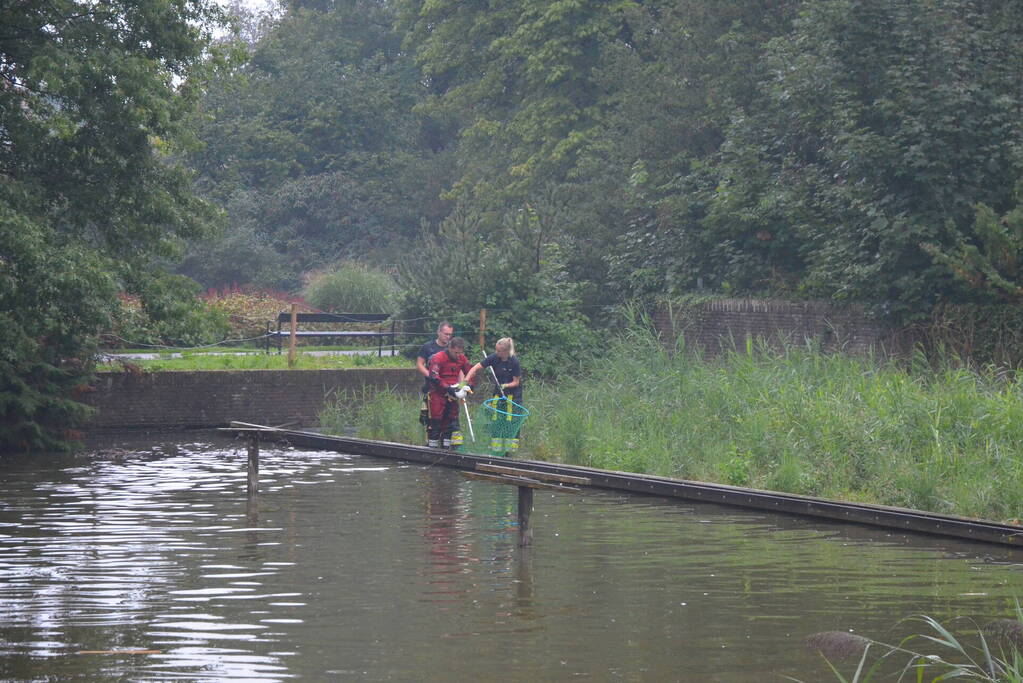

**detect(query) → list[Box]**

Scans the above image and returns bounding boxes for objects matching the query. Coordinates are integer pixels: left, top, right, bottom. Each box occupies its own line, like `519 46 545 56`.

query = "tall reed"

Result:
320 388 423 444
321 327 1023 521
530 329 1023 521
800 606 1023 682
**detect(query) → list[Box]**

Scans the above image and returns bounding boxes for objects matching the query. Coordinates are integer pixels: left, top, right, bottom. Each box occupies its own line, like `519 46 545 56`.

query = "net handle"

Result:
482 396 529 418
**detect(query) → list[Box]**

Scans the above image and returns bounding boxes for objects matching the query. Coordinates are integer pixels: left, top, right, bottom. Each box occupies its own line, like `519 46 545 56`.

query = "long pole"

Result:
462 398 475 442
488 365 506 398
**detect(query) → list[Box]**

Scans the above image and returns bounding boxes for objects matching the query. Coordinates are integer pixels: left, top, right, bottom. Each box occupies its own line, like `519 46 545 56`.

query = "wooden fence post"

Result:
288 303 298 368
478 308 487 353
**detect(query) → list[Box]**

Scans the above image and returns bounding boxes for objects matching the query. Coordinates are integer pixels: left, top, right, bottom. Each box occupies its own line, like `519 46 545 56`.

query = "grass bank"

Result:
321 330 1023 523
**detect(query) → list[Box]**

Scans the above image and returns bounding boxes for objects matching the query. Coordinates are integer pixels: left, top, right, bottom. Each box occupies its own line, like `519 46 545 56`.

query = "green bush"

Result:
109 275 230 348
302 262 398 314
1 208 116 452
396 206 597 378
203 286 302 340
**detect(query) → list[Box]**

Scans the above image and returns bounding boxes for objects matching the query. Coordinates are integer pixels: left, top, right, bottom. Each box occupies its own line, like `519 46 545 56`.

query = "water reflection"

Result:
0 433 1021 681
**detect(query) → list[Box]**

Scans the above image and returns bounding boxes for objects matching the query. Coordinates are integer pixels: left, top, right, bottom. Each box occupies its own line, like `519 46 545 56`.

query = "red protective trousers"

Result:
427 390 460 441
426 349 472 443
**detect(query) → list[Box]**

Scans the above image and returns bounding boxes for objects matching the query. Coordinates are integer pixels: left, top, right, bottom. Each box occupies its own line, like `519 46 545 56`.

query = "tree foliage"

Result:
399 0 636 205
184 0 449 288
705 0 1023 313
924 187 1023 302
1 0 220 451
181 0 1023 361
397 205 596 378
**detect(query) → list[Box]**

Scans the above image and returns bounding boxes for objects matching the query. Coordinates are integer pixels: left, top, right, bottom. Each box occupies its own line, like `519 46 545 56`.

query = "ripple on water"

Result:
2 436 1022 683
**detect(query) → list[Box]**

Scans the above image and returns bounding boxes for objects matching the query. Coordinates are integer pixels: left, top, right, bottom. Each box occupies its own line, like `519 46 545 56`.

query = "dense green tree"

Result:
397 205 596 377
923 186 1023 302
569 0 798 300
1 0 220 451
183 0 1023 335
396 0 799 305
704 0 1023 314
398 0 637 212
185 0 448 288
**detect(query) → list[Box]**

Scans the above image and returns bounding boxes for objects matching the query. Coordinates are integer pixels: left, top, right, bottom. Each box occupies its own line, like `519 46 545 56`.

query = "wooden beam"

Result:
230 427 1023 548
462 470 581 493
478 308 487 352
477 463 591 486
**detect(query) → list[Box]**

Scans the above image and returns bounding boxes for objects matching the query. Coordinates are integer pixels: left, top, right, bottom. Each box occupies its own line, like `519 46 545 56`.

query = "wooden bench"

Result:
267 312 396 356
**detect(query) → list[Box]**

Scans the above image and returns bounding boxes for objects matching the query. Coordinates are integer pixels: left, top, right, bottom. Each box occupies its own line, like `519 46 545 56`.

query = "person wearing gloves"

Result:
427 336 475 449
465 337 523 454
416 321 453 440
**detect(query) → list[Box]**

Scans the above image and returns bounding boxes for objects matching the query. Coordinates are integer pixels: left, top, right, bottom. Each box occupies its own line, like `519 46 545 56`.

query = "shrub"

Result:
396 206 597 378
204 285 305 340
107 276 230 348
302 262 398 314
1 209 115 452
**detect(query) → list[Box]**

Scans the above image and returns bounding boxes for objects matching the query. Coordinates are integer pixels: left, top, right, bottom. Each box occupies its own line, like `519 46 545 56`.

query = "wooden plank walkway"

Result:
221 424 1023 548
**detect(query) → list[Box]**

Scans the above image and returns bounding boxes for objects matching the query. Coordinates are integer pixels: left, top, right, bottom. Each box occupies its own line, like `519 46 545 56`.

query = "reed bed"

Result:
323 329 1023 522
801 608 1023 682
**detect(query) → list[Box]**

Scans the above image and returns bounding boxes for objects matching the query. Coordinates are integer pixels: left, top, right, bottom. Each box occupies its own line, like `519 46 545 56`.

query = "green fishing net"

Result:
458 396 529 457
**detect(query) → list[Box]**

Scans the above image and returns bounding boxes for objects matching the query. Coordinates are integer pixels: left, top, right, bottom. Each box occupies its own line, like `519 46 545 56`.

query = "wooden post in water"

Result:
247 434 259 495
517 485 534 547
288 303 298 368
461 464 589 549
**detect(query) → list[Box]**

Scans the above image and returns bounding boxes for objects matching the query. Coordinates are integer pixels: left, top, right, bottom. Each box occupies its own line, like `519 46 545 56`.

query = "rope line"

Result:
98 333 273 351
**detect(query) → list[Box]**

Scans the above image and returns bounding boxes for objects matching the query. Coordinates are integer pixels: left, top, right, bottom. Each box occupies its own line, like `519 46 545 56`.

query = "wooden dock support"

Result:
462 463 591 547
247 435 259 495
218 424 1023 548
517 485 534 546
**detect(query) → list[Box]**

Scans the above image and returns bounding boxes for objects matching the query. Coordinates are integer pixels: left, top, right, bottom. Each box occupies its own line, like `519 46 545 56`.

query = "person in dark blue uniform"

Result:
466 337 523 454
416 322 453 440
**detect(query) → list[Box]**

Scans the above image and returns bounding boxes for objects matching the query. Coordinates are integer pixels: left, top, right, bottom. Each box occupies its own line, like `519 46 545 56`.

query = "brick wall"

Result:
82 368 420 430
651 299 888 355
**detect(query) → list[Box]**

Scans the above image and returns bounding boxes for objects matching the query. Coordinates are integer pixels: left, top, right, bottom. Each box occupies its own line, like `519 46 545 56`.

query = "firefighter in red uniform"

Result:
427 336 474 449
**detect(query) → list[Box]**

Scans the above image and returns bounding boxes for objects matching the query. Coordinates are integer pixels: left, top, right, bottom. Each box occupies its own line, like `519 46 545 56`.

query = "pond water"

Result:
1 433 1021 681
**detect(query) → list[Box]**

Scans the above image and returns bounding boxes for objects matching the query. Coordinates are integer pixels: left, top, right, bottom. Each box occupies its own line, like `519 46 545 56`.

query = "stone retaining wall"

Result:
83 368 420 430
83 301 889 430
